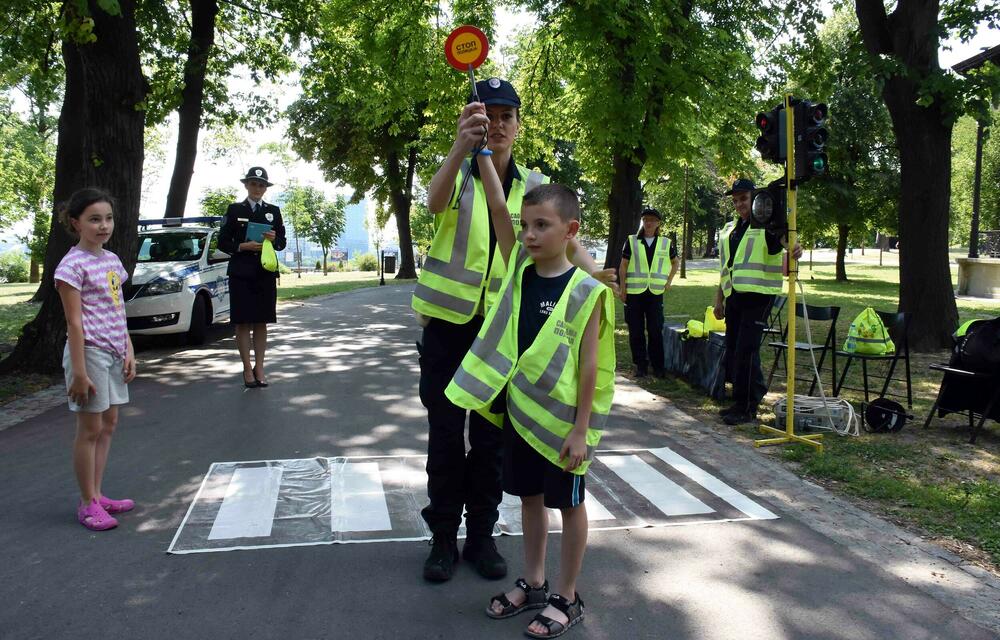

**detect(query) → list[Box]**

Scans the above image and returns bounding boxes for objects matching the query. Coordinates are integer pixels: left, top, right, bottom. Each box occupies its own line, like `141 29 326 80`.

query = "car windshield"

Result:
138 232 206 263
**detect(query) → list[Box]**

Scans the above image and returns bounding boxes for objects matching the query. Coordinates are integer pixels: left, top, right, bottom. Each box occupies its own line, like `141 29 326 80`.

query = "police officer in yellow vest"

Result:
618 208 679 377
415 78 612 583
713 179 802 425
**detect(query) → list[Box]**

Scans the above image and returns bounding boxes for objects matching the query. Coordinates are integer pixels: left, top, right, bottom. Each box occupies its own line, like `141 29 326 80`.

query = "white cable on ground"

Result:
773 277 860 437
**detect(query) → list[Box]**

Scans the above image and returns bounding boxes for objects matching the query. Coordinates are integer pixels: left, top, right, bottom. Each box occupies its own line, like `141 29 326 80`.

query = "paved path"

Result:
1 284 997 639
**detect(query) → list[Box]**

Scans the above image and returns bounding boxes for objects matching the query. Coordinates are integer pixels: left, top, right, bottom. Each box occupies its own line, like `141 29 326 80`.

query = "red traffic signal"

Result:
755 105 786 163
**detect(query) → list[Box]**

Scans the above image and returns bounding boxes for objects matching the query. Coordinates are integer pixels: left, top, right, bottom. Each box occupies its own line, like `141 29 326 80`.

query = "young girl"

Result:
54 188 137 531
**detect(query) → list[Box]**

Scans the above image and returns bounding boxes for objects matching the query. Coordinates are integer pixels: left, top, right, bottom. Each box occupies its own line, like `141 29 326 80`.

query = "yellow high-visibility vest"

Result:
625 234 672 295
412 161 547 323
718 220 783 298
445 244 616 475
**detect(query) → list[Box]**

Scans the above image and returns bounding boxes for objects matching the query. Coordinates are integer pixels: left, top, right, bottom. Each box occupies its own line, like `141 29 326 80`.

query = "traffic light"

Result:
794 101 828 181
750 178 787 234
755 105 786 164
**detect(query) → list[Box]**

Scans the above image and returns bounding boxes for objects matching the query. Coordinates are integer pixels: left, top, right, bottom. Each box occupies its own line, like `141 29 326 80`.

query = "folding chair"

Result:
760 295 787 345
923 364 1000 444
833 311 912 408
767 303 840 395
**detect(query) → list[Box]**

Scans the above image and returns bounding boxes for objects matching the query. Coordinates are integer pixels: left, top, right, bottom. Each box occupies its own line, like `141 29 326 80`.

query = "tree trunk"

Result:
164 0 219 218
386 146 417 279
604 152 643 269
29 258 40 284
836 223 849 281
2 1 145 374
322 248 327 275
855 0 958 351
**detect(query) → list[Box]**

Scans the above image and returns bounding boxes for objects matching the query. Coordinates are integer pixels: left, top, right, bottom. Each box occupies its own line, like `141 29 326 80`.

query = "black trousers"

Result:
418 316 502 539
625 291 664 372
724 292 773 413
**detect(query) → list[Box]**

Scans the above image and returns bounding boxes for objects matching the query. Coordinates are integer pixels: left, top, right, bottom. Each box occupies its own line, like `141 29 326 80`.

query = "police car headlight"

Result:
138 280 183 297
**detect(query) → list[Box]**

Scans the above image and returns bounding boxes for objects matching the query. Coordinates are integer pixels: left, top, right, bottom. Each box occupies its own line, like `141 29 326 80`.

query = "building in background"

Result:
280 198 370 268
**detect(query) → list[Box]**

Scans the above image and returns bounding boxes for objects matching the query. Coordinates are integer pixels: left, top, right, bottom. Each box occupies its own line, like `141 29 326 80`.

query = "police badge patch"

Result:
488 78 501 89
255 169 263 177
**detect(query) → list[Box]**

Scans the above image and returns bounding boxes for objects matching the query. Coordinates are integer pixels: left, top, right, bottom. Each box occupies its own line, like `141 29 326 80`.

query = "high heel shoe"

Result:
253 367 269 387
243 373 258 388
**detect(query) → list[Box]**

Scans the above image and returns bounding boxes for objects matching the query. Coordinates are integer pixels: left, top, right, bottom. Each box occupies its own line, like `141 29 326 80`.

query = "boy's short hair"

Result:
522 183 580 222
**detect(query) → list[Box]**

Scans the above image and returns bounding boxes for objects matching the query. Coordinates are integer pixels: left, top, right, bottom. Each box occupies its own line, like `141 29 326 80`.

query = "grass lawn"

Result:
618 258 1000 571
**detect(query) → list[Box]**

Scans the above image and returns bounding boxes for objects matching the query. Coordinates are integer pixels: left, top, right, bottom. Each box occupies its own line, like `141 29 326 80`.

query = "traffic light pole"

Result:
755 94 824 452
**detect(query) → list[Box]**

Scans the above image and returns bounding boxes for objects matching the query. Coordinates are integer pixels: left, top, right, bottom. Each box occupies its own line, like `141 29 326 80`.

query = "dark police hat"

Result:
724 178 755 195
470 77 521 108
240 166 273 187
641 207 662 220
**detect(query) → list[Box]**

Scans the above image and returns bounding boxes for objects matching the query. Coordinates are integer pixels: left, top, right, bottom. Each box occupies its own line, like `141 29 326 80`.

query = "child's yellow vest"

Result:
446 245 616 474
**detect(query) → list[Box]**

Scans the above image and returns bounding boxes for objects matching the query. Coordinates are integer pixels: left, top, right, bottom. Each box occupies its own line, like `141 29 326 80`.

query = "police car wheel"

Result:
187 295 209 345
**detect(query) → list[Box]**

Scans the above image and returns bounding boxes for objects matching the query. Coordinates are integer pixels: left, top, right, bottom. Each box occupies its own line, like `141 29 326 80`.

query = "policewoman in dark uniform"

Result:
218 167 286 388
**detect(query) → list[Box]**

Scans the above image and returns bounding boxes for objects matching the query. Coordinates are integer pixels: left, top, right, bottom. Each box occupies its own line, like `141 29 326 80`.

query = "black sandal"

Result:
486 578 549 619
524 592 584 638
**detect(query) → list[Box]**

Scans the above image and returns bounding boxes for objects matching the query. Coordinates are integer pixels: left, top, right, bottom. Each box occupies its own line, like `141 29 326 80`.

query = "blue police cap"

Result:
470 77 521 108
724 178 755 195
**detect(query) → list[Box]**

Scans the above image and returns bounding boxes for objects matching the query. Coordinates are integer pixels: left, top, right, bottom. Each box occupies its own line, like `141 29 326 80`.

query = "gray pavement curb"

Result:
612 378 1000 636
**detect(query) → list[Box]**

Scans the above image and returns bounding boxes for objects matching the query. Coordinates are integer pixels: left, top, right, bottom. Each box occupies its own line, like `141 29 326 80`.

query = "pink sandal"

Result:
99 495 135 514
77 498 118 531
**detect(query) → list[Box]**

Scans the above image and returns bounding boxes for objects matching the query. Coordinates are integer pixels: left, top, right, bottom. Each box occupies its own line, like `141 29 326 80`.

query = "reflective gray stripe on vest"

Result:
413 282 477 316
467 246 531 376
489 277 503 293
732 276 781 288
451 363 496 404
507 395 596 462
513 343 576 424
422 161 486 287
853 336 889 344
566 275 599 324
627 236 646 276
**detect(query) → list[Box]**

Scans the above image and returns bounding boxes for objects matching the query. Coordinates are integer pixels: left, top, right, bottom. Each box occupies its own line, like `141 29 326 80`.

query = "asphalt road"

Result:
1 284 995 640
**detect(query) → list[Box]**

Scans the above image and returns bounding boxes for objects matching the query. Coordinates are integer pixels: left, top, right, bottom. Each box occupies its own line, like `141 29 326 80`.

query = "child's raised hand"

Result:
559 430 588 472
69 374 96 407
456 102 489 153
123 354 137 383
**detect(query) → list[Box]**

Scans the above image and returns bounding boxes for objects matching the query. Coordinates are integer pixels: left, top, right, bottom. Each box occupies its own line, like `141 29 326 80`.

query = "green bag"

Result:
843 307 894 355
686 319 705 339
261 238 278 273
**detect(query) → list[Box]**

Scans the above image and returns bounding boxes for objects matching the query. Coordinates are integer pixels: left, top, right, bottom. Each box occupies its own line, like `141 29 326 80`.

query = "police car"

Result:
125 217 230 344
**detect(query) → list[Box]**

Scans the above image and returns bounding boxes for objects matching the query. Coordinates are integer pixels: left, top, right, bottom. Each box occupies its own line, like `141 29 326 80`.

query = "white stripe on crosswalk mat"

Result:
168 449 778 554
648 447 778 520
331 461 392 532
600 454 714 516
208 466 284 540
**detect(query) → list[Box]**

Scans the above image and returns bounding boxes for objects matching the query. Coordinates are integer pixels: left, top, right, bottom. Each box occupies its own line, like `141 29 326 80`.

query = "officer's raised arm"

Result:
427 103 489 214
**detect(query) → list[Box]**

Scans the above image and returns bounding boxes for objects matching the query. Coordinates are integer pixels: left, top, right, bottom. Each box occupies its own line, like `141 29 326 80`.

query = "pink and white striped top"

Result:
54 246 129 359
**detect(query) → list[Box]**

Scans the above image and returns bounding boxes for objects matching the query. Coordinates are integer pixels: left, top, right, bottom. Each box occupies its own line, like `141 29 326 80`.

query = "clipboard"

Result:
245 221 272 243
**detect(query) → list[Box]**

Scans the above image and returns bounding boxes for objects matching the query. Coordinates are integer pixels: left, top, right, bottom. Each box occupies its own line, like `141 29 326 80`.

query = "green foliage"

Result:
199 186 237 218
0 250 30 284
952 113 1000 243
315 260 322 270
354 253 379 272
283 186 346 255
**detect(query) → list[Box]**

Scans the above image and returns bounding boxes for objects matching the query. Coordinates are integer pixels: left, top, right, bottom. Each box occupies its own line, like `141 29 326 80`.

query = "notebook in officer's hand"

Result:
245 221 272 243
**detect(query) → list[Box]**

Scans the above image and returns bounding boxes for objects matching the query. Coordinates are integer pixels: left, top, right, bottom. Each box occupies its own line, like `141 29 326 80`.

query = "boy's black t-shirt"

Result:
517 265 575 357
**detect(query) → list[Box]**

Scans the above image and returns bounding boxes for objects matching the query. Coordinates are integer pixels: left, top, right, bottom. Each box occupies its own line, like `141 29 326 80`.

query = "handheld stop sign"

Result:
444 25 492 157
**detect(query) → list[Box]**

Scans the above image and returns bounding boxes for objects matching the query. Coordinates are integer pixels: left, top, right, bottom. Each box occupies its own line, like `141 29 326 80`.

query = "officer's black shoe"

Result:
718 404 742 417
723 409 758 426
462 536 508 580
423 535 459 582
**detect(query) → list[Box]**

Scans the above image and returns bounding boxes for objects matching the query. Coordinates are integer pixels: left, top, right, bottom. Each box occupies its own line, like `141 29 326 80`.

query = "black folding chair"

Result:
767 303 840 395
923 364 1000 444
833 311 912 408
760 295 787 346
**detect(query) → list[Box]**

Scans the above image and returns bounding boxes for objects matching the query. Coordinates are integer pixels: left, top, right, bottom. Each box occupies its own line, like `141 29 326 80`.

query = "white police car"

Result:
125 217 230 344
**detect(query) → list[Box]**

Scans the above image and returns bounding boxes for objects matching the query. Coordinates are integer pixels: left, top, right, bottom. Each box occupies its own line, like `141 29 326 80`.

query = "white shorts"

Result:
63 344 129 414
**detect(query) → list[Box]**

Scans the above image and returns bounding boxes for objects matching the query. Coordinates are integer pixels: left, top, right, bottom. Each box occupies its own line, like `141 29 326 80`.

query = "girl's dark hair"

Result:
58 187 116 236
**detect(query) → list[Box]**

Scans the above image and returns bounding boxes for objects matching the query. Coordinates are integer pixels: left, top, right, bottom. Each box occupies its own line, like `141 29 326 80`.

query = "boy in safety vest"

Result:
446 152 615 638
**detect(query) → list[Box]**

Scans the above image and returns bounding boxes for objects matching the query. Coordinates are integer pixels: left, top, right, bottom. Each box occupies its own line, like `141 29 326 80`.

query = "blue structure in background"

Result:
278 197 371 267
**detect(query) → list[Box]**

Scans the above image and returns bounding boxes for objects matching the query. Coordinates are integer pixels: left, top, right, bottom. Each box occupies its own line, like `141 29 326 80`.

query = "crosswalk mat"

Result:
167 447 778 554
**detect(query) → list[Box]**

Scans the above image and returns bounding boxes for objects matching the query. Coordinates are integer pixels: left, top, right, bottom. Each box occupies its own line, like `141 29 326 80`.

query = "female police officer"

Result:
218 167 286 388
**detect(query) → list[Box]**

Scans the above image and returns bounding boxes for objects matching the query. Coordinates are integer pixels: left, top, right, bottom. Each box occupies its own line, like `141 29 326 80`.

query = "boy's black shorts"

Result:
502 414 586 510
